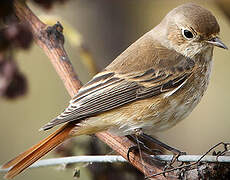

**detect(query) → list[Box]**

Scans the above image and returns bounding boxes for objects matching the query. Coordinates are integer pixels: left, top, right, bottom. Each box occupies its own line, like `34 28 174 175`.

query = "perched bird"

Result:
1 3 228 179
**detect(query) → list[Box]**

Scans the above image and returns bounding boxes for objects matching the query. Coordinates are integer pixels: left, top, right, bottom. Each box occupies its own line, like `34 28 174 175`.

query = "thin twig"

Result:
146 142 230 179
1 155 230 173
0 156 127 172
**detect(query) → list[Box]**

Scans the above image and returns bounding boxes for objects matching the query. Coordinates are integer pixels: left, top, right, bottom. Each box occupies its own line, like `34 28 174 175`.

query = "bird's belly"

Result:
147 90 202 133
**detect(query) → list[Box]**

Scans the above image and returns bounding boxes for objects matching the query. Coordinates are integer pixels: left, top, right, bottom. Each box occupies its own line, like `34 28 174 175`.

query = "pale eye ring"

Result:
182 29 194 40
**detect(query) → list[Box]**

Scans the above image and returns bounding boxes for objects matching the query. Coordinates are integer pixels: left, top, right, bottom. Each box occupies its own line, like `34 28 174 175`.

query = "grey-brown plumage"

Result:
42 3 227 134
2 3 228 179
42 37 195 131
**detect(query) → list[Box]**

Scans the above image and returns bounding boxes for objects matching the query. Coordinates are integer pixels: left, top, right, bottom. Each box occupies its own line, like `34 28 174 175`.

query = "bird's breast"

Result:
147 52 213 133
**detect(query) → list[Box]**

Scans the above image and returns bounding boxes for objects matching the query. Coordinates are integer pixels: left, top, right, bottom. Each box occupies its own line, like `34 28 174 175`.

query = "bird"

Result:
1 2 228 179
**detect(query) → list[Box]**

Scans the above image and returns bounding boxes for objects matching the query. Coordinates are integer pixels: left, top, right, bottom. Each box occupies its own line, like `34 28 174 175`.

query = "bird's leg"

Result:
126 135 162 161
139 133 186 173
140 133 185 155
126 129 163 162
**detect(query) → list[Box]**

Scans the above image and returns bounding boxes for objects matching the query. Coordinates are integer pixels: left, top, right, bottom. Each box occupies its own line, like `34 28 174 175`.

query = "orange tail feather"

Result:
2 123 75 179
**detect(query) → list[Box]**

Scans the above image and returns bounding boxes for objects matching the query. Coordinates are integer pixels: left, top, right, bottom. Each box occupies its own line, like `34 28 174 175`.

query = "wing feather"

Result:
42 63 193 130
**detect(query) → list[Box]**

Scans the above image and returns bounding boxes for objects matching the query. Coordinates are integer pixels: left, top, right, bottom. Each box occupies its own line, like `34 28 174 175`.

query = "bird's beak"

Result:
206 37 228 50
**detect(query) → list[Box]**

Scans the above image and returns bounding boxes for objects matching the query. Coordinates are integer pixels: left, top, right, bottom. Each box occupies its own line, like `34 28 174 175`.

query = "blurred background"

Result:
0 0 230 179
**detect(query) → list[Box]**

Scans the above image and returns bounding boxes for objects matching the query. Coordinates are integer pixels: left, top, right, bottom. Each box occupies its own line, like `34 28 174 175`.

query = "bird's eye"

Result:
182 29 194 39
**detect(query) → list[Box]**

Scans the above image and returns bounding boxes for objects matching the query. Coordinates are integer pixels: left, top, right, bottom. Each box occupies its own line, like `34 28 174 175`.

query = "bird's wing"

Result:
42 57 194 130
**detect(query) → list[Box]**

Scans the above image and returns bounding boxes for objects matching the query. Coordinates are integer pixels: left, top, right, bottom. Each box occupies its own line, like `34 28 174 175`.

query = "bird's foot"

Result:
126 134 162 161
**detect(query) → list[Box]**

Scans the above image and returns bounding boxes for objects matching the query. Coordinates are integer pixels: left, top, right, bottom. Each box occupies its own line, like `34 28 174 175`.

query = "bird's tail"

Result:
1 123 75 179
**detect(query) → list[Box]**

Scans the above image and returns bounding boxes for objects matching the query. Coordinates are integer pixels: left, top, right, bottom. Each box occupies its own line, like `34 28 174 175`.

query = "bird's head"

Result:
161 3 228 58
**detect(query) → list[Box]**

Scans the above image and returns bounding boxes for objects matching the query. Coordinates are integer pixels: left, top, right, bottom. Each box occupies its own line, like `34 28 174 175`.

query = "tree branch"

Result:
13 0 169 179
